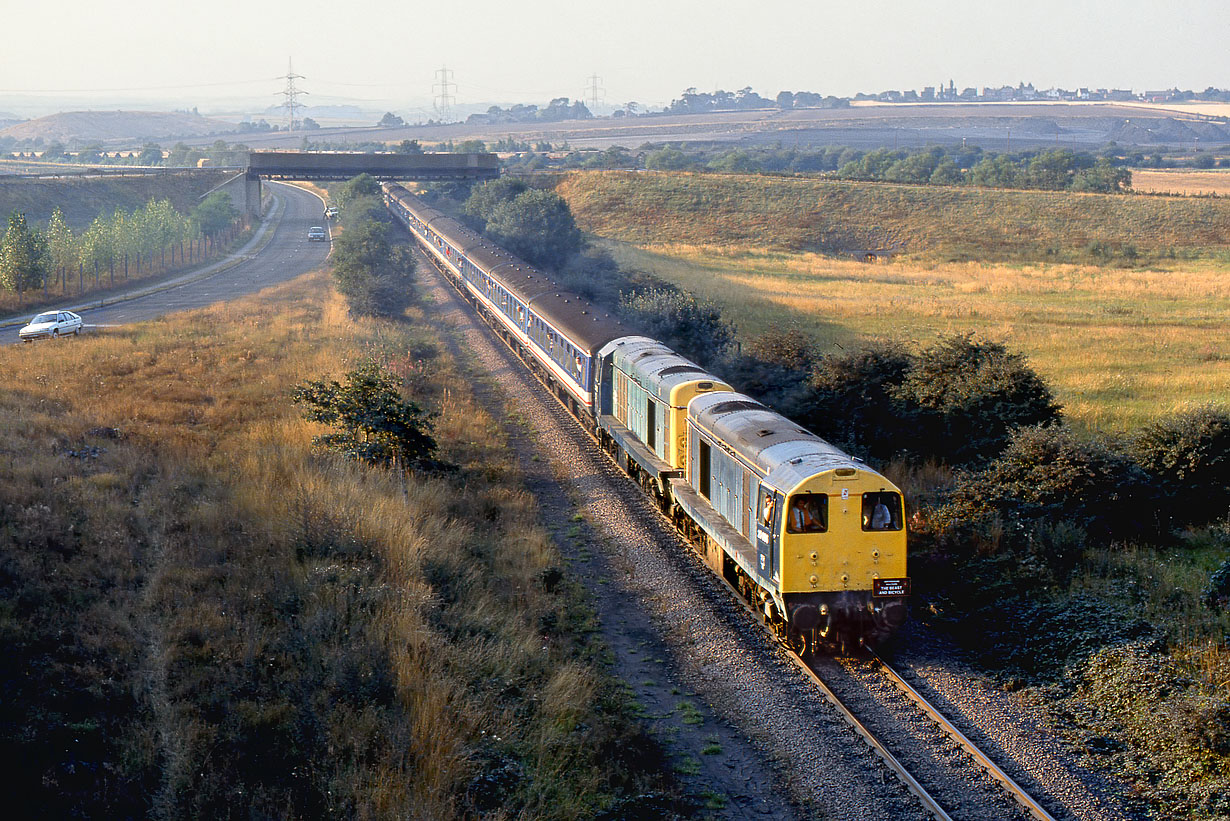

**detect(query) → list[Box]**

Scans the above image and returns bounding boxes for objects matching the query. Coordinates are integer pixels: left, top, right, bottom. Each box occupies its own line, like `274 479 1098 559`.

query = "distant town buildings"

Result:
852 83 1228 105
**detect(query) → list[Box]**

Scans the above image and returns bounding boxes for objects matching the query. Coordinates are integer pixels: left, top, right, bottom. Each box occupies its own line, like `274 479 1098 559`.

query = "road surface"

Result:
3 181 330 344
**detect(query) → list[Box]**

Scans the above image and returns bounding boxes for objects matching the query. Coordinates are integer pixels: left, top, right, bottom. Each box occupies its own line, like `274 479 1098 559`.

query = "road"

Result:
3 181 330 344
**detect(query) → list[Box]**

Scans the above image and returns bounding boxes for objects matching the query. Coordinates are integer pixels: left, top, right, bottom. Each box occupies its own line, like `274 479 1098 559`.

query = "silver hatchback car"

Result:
20 310 83 341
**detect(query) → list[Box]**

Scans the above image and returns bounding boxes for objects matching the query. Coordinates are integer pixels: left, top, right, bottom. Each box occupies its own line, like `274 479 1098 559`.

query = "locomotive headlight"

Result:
809 574 818 587
819 603 828 616
809 551 818 563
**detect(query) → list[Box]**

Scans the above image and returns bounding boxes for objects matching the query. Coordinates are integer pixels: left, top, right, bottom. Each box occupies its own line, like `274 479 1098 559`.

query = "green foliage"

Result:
1076 642 1230 817
190 191 238 237
292 362 439 471
644 146 694 171
484 189 583 270
722 329 817 418
619 286 734 368
1133 406 1230 528
937 425 1155 546
895 334 1062 465
803 341 915 460
0 211 49 291
329 216 417 318
462 176 529 231
1071 157 1132 193
334 173 383 210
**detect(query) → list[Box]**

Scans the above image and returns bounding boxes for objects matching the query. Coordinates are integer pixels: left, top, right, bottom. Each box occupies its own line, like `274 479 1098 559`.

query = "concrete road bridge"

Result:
215 151 499 216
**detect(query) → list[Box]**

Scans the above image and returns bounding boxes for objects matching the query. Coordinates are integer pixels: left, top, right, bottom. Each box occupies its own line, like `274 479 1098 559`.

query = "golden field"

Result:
604 240 1229 433
1132 169 1230 196
0 268 676 817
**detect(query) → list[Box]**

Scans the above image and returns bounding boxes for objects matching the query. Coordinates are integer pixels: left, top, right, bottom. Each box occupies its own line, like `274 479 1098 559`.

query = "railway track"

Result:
408 222 1065 821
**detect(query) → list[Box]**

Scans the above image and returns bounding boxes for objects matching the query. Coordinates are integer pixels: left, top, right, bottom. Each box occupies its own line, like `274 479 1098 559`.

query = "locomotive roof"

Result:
599 336 727 403
689 390 885 492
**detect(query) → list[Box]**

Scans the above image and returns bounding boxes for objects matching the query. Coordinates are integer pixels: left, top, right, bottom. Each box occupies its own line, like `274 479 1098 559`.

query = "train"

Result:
382 182 910 652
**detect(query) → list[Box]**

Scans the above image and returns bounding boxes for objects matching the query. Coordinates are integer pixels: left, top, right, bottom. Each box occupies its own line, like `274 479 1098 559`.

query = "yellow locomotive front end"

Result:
775 466 909 647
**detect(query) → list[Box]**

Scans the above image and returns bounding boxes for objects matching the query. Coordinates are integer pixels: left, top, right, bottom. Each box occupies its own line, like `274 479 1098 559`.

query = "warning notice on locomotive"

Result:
873 578 910 597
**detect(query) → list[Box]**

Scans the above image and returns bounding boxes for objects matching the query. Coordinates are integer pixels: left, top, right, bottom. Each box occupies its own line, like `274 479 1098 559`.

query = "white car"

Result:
19 310 83 342
307 226 328 241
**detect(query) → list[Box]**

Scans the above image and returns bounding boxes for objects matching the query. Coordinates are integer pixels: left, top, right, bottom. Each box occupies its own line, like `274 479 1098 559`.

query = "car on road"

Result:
19 310 83 341
307 226 328 241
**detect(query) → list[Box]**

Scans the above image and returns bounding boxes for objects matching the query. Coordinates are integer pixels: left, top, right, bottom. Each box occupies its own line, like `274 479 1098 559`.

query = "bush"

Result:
1133 406 1230 528
936 425 1156 548
894 333 1061 465
803 341 914 461
334 173 382 210
462 176 529 231
721 329 818 419
1077 642 1230 817
485 189 583 270
619 286 734 368
330 219 417 318
291 362 440 471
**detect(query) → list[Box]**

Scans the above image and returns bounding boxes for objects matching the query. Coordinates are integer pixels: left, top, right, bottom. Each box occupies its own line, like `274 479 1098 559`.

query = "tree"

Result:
191 192 238 237
0 211 49 292
462 176 528 230
395 139 423 154
484 189 582 269
619 286 734 368
329 218 417 317
136 143 163 166
335 173 382 210
292 362 438 471
45 208 75 278
378 112 405 128
1133 406 1230 528
1071 158 1132 193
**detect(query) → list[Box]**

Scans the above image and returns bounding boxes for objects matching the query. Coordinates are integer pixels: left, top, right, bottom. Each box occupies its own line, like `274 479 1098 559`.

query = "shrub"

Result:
292 362 440 471
619 286 734 368
803 341 915 461
936 425 1155 547
329 219 417 318
334 173 382 209
721 329 817 420
1133 406 1230 528
1078 642 1230 817
485 189 583 270
894 333 1061 465
462 176 529 231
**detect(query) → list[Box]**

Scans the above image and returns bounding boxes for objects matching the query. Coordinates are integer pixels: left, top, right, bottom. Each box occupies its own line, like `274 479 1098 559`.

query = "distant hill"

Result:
0 110 234 144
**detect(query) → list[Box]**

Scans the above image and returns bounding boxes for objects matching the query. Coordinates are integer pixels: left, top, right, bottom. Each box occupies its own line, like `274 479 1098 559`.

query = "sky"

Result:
1 0 1226 116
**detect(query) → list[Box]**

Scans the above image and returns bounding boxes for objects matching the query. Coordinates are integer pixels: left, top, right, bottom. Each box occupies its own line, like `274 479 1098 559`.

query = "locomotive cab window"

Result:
861 491 902 531
786 494 827 533
757 487 775 526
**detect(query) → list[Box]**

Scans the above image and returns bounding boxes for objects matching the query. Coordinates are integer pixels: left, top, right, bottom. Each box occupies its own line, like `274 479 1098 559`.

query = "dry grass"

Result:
559 170 1230 265
1132 169 1230 196
0 269 676 817
602 240 1230 434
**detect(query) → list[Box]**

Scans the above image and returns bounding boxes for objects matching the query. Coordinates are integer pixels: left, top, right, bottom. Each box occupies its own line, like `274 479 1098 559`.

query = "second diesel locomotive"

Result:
383 182 909 651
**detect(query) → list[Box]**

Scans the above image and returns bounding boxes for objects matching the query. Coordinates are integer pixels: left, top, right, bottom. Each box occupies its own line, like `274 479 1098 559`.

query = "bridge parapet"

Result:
247 151 499 181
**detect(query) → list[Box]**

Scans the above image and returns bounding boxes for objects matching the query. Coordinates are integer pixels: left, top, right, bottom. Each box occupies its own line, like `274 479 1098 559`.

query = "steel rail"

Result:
402 210 963 821
867 648 1058 821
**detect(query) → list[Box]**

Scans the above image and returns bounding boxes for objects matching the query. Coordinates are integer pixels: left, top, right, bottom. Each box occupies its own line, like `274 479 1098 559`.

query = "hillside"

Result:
0 170 233 230
557 171 1230 263
0 110 234 144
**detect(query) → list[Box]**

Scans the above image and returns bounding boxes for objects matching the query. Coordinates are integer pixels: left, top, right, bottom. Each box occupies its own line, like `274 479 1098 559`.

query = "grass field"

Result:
0 268 678 817
1132 168 1230 196
556 171 1230 433
603 241 1230 433
558 170 1230 265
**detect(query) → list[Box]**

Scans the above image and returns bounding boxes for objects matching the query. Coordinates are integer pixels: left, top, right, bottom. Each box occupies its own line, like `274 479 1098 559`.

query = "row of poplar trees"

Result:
0 192 238 294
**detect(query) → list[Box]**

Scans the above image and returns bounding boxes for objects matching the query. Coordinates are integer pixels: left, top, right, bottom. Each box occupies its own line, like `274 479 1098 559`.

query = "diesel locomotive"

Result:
383 182 909 652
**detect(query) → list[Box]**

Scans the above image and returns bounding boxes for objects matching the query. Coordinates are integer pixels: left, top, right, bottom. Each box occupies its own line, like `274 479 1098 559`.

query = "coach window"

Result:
786 494 827 534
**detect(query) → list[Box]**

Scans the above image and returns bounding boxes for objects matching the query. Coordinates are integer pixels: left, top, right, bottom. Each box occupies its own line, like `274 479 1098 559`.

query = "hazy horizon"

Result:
2 0 1227 118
